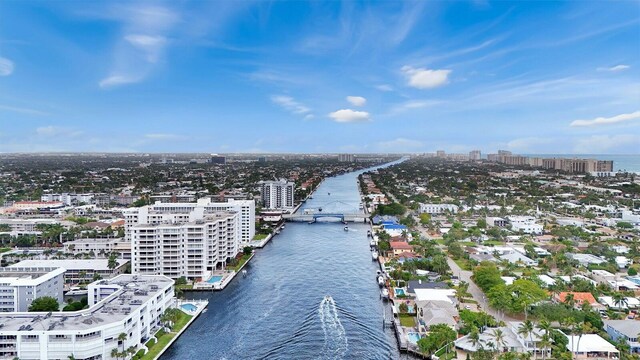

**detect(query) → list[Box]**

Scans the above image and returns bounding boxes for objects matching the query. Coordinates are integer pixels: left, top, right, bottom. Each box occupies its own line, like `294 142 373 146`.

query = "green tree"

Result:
107 253 118 271
473 261 504 292
28 296 59 312
417 323 456 355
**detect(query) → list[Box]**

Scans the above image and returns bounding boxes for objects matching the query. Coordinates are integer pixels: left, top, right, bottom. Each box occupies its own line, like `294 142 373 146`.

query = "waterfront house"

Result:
389 241 413 256
564 333 619 359
554 292 605 310
604 320 640 353
455 322 552 359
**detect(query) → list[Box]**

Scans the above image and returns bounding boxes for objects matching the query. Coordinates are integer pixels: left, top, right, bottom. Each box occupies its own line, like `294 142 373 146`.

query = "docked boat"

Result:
367 230 371 237
371 251 378 260
343 226 349 231
276 230 281 234
376 270 382 276
369 239 376 247
381 288 389 300
377 276 385 287
242 269 248 277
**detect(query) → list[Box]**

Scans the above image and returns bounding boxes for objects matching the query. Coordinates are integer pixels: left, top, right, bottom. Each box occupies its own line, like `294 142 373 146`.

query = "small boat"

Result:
367 230 371 237
377 276 385 287
376 270 382 275
242 270 247 277
309 195 313 199
344 226 349 231
308 221 313 224
328 192 331 196
372 251 378 260
276 230 281 235
282 224 286 229
381 288 389 300
318 207 322 212
369 239 376 247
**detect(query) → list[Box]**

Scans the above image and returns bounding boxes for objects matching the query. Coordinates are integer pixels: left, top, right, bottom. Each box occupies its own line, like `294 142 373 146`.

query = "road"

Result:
447 257 517 322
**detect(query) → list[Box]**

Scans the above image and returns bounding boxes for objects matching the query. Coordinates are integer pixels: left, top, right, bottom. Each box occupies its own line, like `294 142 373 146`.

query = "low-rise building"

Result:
0 267 65 312
564 333 619 359
0 274 174 360
63 238 131 259
418 203 459 214
507 216 543 235
9 259 128 284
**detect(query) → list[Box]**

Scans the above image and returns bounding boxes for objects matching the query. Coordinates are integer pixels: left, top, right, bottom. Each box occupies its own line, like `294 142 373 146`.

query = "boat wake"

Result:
319 296 348 359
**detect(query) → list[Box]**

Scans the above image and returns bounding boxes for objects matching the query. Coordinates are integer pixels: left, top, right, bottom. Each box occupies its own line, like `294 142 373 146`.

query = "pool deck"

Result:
150 299 208 360
191 253 255 291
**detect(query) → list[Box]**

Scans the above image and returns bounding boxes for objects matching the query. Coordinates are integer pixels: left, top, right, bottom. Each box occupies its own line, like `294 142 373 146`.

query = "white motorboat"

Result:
369 239 376 247
377 275 385 287
381 288 389 300
344 226 349 231
371 251 378 260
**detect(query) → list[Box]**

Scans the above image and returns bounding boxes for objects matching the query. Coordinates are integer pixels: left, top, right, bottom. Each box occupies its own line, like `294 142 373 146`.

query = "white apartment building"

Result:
338 154 355 162
0 219 74 236
9 260 128 285
63 238 131 259
0 267 65 312
419 203 459 214
259 179 295 211
0 274 174 360
125 198 255 245
507 216 543 234
40 193 95 206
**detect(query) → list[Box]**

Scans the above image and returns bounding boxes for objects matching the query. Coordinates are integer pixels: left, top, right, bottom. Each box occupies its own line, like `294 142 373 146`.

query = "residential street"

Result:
447 257 517 322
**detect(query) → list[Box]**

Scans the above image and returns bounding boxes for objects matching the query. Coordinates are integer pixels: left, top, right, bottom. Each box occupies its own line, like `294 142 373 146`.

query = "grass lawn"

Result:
0 248 11 253
253 234 268 240
140 312 192 360
175 283 193 290
453 258 472 271
398 314 415 327
230 254 252 272
484 240 505 246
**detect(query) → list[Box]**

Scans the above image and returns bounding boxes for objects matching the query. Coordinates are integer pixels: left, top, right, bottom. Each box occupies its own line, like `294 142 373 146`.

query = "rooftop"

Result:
9 259 127 271
0 274 173 332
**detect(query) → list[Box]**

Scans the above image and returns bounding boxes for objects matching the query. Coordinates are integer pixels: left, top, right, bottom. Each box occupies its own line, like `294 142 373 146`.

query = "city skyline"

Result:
1 1 639 154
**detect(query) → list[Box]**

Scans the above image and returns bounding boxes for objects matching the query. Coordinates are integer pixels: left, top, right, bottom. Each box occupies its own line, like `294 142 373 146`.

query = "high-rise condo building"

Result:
259 179 295 211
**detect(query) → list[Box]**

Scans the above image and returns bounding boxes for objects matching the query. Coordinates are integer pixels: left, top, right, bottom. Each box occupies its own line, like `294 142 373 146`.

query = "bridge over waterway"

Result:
284 200 369 223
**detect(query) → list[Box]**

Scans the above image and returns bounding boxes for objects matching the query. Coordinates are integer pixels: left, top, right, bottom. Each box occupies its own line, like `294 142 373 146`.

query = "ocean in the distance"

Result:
522 154 640 173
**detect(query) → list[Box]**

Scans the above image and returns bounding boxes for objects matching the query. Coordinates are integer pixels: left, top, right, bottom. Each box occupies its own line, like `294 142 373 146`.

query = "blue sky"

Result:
0 1 639 154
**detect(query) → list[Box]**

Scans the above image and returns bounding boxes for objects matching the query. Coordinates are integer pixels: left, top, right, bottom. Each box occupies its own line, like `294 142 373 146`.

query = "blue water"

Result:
407 332 421 344
181 303 197 312
161 159 406 360
207 276 223 284
524 154 640 172
394 288 405 296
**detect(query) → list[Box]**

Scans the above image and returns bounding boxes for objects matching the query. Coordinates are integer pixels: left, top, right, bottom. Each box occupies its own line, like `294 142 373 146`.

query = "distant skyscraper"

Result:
259 179 295 211
436 150 445 158
210 154 226 164
469 150 481 161
338 154 355 162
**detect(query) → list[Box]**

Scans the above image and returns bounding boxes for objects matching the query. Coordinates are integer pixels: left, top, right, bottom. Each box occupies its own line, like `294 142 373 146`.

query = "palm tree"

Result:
563 293 576 309
110 348 120 360
518 320 535 356
492 328 507 353
469 327 483 350
538 333 553 360
612 292 628 311
117 332 127 354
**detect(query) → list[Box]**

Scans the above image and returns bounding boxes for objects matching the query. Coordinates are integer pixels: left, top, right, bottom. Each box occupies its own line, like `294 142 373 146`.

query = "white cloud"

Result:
401 66 451 89
597 64 630 72
0 57 14 76
271 95 311 115
375 84 393 92
328 109 370 123
125 34 166 63
0 104 48 116
573 134 640 154
377 138 424 152
35 126 83 138
570 110 640 127
346 96 366 107
144 133 186 140
99 74 141 88
388 100 444 115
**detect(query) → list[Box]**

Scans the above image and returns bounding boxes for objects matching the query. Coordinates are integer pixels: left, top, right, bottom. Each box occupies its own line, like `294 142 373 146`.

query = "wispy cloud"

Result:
346 96 366 107
570 110 640 127
375 84 394 92
98 4 179 88
0 57 14 76
35 126 83 138
0 104 48 116
388 99 444 115
328 109 370 123
401 66 451 89
597 64 630 72
271 95 311 116
376 138 424 152
144 133 188 140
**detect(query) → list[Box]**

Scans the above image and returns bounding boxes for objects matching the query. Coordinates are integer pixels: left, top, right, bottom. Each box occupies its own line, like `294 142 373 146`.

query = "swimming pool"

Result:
181 303 197 312
407 332 421 344
406 305 414 313
394 288 405 296
207 275 223 283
